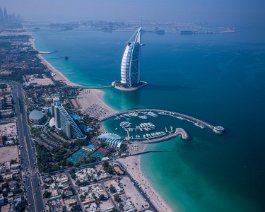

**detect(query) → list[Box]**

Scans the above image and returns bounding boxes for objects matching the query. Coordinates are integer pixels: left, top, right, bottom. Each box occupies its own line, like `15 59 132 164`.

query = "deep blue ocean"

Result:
33 27 265 212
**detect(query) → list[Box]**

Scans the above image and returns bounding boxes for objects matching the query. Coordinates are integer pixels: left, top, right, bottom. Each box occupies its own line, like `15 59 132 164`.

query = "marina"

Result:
102 108 225 133
103 108 224 144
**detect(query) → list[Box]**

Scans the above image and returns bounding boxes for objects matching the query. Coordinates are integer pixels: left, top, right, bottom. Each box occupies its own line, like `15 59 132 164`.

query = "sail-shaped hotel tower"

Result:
113 27 147 91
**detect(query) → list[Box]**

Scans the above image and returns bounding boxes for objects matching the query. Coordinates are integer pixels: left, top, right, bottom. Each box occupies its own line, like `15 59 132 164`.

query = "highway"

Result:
11 82 44 212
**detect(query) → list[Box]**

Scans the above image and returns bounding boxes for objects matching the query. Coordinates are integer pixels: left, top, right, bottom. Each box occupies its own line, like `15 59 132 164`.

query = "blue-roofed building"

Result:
98 133 123 149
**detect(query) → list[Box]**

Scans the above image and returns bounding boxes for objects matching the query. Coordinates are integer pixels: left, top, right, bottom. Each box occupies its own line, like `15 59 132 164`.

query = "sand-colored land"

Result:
0 204 11 212
118 143 174 212
24 74 54 86
29 37 77 87
0 122 17 137
121 176 149 211
0 146 19 163
38 54 77 87
76 89 117 120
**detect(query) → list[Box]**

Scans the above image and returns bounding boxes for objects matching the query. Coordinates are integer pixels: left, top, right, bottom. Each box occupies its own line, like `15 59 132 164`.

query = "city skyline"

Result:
0 0 265 26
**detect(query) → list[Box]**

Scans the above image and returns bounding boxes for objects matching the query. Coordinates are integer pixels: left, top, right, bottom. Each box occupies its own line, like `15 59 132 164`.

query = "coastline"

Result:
118 143 174 212
38 53 78 87
31 34 174 212
30 37 78 87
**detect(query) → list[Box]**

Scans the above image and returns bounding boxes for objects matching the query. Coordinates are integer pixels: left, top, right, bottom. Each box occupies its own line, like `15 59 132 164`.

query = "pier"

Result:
38 50 57 54
73 85 113 89
142 129 189 143
101 108 225 134
175 128 189 140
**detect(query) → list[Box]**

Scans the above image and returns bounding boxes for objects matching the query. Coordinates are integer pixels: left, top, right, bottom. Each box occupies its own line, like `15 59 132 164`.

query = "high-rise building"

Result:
51 98 86 140
112 27 147 91
0 8 3 22
3 8 8 21
0 8 22 29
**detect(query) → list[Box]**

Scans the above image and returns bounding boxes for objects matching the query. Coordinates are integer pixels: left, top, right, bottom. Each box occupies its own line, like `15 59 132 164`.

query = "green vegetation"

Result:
109 184 117 194
0 83 7 89
69 169 76 180
118 143 128 155
99 194 107 201
114 194 121 203
103 161 115 175
30 127 42 137
1 135 7 143
70 203 81 211
35 134 103 172
43 191 52 198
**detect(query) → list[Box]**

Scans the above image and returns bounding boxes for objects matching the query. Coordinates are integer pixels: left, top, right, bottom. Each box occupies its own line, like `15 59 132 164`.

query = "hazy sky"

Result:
0 0 265 26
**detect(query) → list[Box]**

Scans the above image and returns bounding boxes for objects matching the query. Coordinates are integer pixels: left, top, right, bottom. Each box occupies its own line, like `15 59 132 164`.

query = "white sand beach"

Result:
38 53 78 87
118 156 173 212
76 88 117 121
29 37 77 87
118 143 174 212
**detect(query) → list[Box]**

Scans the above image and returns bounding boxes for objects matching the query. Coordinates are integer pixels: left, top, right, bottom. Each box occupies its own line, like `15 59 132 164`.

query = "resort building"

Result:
51 98 86 140
98 133 123 148
112 27 147 91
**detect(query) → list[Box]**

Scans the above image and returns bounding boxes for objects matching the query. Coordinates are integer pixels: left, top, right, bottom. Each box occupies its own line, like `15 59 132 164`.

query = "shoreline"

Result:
30 37 79 87
118 143 174 212
31 33 174 212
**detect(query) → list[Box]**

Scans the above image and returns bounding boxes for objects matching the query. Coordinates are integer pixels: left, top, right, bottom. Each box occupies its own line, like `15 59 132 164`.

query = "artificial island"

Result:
112 27 148 91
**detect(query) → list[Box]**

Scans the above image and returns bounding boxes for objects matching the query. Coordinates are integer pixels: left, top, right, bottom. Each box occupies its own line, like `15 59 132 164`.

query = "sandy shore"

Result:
76 88 117 121
30 37 78 87
30 35 173 212
38 54 78 87
118 143 174 212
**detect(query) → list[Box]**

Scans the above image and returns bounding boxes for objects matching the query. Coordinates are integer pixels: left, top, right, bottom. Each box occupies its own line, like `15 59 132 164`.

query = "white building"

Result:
113 27 147 91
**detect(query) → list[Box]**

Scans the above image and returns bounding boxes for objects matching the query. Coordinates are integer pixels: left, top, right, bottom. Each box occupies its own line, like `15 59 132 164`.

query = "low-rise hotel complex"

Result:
98 133 123 148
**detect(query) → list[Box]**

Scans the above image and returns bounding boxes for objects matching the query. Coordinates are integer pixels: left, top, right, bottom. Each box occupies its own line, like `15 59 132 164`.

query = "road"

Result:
116 161 158 212
11 82 45 212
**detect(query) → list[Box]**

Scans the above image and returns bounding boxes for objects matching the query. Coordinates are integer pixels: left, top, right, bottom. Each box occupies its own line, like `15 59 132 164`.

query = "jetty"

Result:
143 128 189 143
38 50 57 54
175 128 189 140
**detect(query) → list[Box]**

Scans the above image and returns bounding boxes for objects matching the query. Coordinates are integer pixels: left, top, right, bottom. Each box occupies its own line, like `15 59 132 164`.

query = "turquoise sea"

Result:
33 27 265 212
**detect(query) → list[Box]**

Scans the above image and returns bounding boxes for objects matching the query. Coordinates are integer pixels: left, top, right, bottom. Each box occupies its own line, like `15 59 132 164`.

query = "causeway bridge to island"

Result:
101 108 225 135
71 85 113 89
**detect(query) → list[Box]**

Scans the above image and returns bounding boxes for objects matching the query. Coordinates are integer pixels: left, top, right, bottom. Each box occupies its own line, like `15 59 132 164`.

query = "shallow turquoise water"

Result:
33 28 265 212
